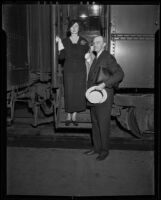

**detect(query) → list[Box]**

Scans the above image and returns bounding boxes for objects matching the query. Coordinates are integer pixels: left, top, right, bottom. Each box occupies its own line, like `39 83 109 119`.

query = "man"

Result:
84 36 124 161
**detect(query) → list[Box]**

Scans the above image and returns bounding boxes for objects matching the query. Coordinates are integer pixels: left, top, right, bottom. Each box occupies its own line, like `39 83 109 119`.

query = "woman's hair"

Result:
67 19 80 30
66 19 81 37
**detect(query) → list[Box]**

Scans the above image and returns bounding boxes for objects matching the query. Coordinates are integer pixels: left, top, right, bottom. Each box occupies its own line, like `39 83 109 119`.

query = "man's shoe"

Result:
84 149 97 155
96 151 109 161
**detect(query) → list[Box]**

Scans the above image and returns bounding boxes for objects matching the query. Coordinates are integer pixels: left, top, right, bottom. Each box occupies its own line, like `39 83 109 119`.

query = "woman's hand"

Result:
56 36 61 43
56 36 64 51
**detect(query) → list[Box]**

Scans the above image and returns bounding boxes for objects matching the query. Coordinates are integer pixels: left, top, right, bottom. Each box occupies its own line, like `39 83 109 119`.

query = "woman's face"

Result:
70 23 79 34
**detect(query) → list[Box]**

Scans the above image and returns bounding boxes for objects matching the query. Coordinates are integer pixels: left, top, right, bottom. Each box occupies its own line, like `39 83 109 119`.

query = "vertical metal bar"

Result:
26 5 30 67
105 5 111 51
38 3 43 79
104 6 107 46
87 1 89 17
51 4 57 88
108 5 111 51
56 3 62 77
103 5 106 36
67 4 70 18
57 2 60 36
2 5 5 29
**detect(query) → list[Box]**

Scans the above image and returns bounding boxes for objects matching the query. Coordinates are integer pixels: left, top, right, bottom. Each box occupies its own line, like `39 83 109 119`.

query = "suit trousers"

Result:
90 89 114 153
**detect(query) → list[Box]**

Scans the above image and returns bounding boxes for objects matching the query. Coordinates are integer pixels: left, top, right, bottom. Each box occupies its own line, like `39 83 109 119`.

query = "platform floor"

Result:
7 147 154 196
6 112 155 196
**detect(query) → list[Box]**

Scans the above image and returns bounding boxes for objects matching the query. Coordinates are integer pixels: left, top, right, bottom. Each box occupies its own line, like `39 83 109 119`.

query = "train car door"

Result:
53 4 111 129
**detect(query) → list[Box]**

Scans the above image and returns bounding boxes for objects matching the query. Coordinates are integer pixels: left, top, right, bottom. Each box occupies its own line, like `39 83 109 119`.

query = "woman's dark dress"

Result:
59 36 89 113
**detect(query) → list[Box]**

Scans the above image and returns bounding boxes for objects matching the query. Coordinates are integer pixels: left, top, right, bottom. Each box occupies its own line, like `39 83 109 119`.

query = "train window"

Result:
80 16 101 32
78 4 102 31
88 5 102 16
67 4 103 32
78 4 102 17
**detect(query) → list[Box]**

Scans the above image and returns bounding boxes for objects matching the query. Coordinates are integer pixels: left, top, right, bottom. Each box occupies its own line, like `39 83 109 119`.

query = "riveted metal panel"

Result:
113 40 154 88
110 5 158 89
111 5 158 34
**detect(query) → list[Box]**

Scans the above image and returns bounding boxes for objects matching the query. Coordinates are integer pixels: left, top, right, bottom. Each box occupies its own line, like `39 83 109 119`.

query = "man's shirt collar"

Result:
96 49 104 58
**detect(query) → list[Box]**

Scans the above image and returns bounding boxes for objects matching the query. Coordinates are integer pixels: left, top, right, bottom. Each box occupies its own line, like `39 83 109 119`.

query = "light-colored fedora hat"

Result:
85 86 107 104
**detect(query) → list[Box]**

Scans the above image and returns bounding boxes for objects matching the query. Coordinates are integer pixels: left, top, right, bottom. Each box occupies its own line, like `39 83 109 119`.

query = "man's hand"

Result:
94 82 106 91
89 45 94 53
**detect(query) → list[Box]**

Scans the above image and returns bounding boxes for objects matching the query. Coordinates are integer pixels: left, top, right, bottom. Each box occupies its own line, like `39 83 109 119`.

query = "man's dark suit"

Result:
87 50 124 154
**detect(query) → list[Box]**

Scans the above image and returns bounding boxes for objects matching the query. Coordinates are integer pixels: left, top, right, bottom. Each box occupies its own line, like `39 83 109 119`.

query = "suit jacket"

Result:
87 50 124 90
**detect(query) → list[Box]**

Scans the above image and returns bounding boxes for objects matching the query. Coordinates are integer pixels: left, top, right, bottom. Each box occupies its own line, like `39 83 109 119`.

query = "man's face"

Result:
93 36 105 53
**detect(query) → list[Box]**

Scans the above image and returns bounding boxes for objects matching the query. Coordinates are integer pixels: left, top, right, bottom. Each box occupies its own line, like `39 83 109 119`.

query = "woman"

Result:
56 20 89 126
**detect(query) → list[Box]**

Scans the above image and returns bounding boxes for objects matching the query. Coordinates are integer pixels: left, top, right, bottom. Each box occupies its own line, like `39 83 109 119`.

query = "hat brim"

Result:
85 86 107 104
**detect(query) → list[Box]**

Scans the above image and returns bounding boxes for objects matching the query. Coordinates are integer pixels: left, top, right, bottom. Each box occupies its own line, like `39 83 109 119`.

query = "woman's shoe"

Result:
72 120 78 126
71 112 78 126
65 120 71 126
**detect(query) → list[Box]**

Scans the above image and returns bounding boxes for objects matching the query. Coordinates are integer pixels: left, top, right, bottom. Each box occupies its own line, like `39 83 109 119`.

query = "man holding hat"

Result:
85 36 124 161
